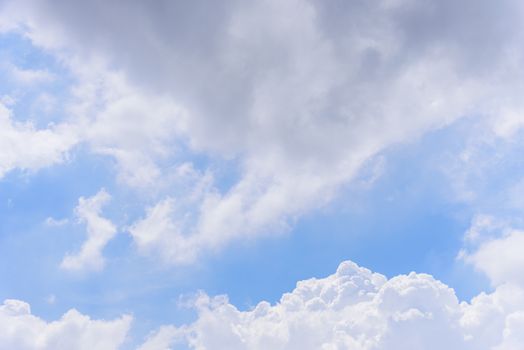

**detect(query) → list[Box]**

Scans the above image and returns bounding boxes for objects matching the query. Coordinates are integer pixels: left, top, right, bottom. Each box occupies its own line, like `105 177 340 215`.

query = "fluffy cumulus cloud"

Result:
139 260 524 350
0 0 523 263
61 189 117 272
0 299 131 350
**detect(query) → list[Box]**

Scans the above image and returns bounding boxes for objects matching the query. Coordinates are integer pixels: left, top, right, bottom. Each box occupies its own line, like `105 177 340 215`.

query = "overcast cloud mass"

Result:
1 0 524 349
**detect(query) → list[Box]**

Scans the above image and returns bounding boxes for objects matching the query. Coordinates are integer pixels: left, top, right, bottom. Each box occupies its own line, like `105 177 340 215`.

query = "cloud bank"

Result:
140 260 524 350
4 259 524 350
0 299 131 350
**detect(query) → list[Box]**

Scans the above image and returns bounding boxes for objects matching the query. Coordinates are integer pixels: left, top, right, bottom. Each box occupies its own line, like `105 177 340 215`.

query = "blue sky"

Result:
2 1 524 349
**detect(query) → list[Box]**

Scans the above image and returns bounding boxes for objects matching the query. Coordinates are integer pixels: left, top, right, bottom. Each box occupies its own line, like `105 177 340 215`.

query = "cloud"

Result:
462 228 524 287
2 0 524 263
60 189 117 272
44 217 69 227
80 73 187 188
139 260 524 350
0 102 77 179
136 325 180 350
0 299 131 350
4 62 55 85
451 139 524 288
462 214 502 243
129 198 193 264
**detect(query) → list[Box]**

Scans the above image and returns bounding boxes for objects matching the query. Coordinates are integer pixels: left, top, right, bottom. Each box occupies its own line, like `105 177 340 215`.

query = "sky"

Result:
1 0 524 349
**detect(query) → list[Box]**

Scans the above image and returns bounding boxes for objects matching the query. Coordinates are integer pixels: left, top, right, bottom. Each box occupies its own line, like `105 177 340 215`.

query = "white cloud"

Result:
463 228 524 287
4 62 55 85
44 217 69 227
0 102 77 179
136 325 180 350
0 299 131 350
492 107 524 139
129 198 192 264
2 0 524 263
495 311 524 350
80 73 187 188
462 214 505 244
139 260 524 350
61 189 117 272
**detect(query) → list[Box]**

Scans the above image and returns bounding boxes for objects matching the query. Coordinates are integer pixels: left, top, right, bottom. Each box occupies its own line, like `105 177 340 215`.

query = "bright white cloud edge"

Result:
5 259 521 350
136 260 524 350
0 299 131 350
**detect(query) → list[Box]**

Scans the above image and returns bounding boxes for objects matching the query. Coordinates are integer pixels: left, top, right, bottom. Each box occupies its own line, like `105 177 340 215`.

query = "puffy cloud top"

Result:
141 261 524 350
0 299 131 350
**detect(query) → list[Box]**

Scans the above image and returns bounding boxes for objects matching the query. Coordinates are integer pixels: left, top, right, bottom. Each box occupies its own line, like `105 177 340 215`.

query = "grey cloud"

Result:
3 0 524 262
